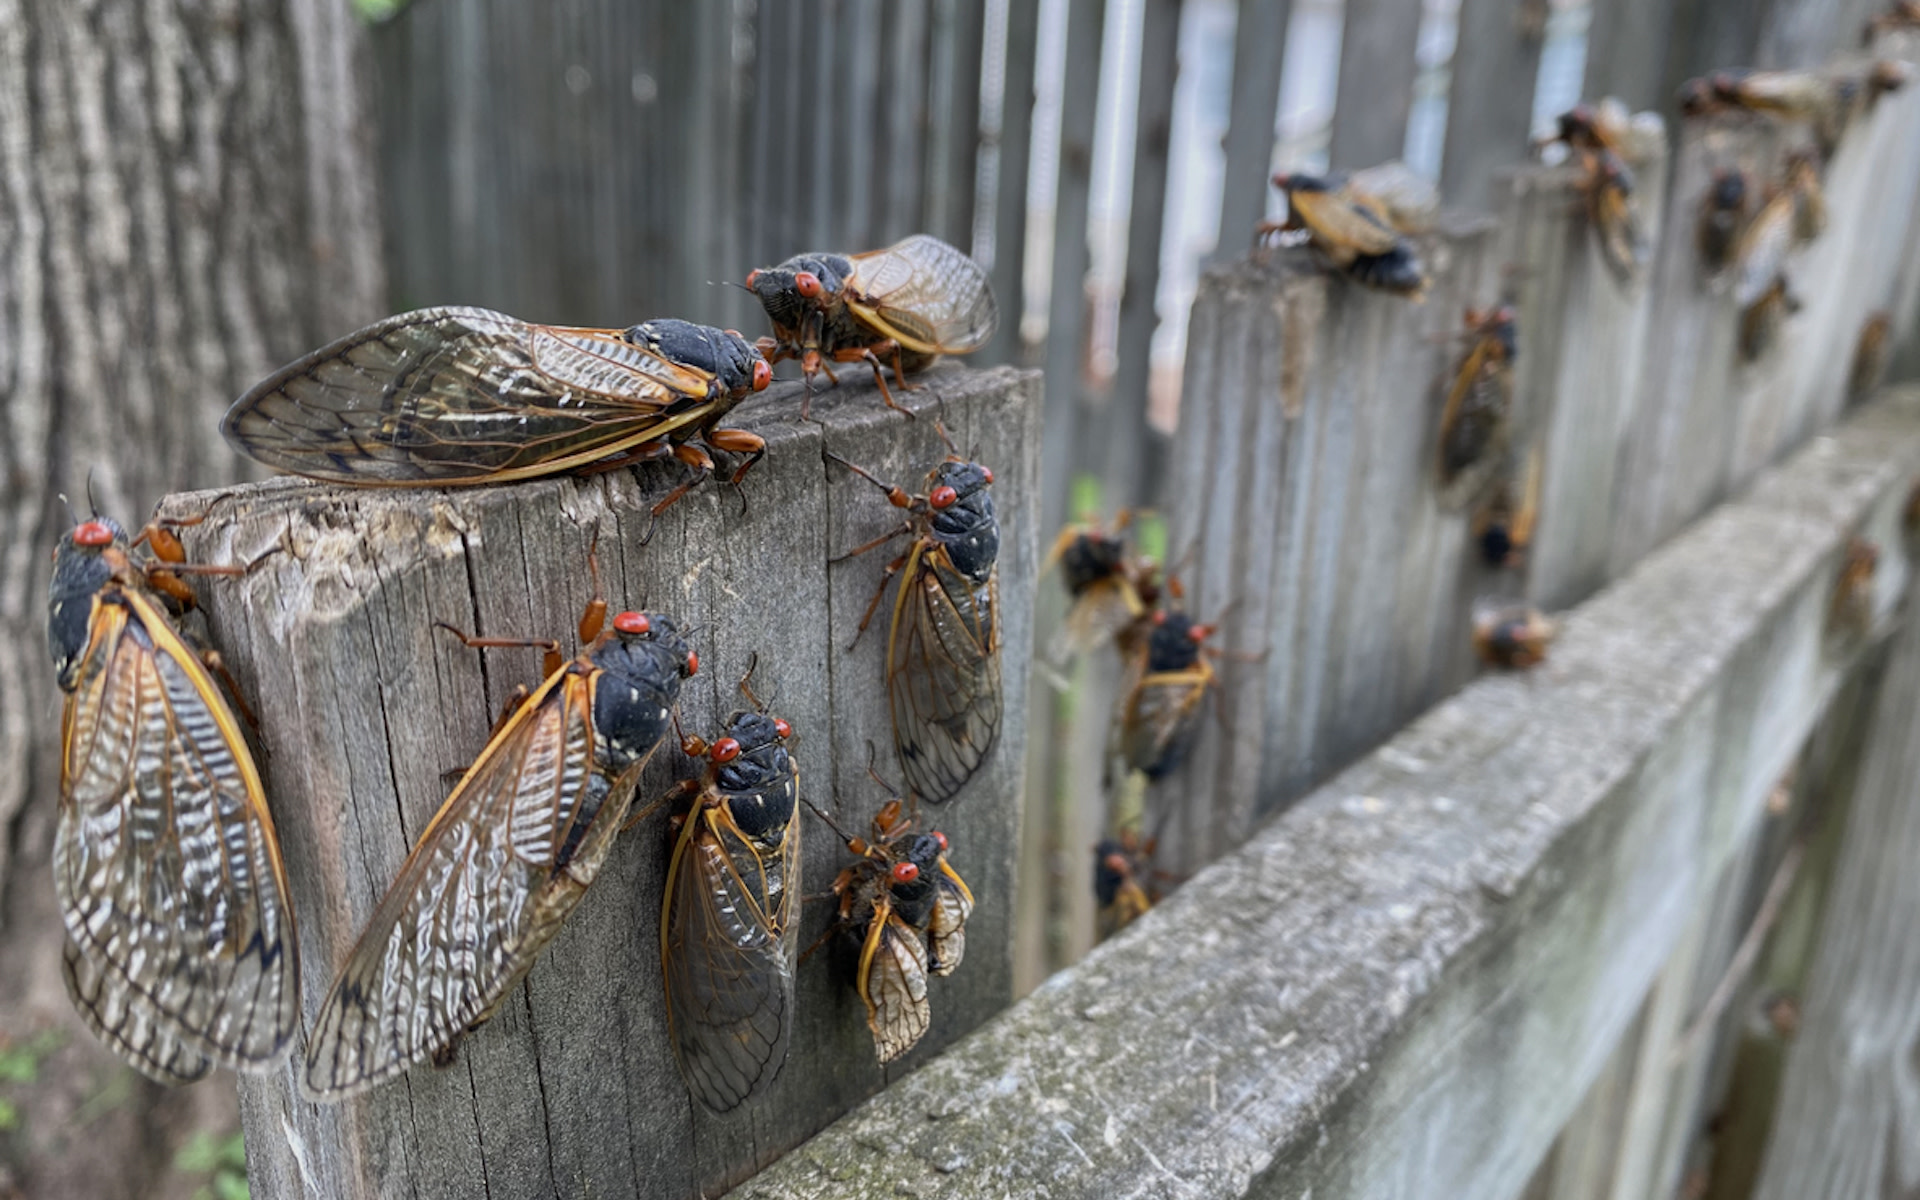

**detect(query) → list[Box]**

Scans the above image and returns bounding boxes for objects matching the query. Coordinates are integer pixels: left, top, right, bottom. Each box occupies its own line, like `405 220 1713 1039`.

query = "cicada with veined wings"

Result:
746 234 997 415
830 441 1002 806
49 514 298 1083
221 308 773 522
658 665 801 1114
815 789 974 1065
300 583 697 1101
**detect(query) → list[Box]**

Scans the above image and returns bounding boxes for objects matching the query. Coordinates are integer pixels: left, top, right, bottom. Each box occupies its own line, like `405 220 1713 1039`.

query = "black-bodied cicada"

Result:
1093 830 1158 942
830 442 1001 806
221 308 773 524
1472 604 1557 669
1260 172 1429 300
1436 306 1519 511
49 514 298 1083
1696 168 1752 276
1473 445 1542 570
817 793 973 1065
1044 511 1157 661
300 576 697 1101
658 664 801 1114
1115 609 1219 781
746 234 997 415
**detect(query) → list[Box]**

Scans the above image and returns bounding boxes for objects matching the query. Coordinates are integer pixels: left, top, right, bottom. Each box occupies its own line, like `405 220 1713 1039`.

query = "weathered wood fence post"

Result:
164 369 1039 1200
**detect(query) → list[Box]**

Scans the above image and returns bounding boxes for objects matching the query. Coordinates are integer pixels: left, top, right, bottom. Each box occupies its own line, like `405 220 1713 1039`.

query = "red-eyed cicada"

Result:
1044 511 1157 661
1472 604 1557 669
1436 306 1519 511
819 795 974 1065
746 234 998 415
300 589 697 1101
49 515 298 1083
1259 173 1429 299
659 672 801 1114
221 309 773 523
1115 609 1219 781
830 446 1001 806
1093 830 1158 942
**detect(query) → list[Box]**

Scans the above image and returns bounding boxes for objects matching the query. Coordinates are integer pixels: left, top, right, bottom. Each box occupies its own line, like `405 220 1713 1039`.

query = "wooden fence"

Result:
164 1 1920 1196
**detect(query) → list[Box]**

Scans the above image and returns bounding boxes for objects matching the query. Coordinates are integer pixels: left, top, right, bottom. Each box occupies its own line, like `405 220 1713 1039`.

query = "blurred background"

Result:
0 0 1905 1194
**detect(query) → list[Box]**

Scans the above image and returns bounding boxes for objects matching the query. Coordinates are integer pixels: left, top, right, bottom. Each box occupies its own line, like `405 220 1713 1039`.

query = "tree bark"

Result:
0 0 381 1195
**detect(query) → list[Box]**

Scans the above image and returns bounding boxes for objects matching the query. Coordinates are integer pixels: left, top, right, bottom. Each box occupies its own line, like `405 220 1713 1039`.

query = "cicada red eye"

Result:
685 651 700 676
1104 852 1131 875
74 520 115 548
932 831 948 852
930 486 958 509
1189 623 1212 643
980 467 993 484
891 862 920 884
745 269 760 288
709 738 741 764
1152 610 1168 626
773 718 791 739
613 611 650 635
752 360 773 391
795 271 823 299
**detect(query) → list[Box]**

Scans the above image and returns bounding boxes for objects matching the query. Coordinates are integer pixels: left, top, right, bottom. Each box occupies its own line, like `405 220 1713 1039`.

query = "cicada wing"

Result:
1051 579 1146 662
61 937 212 1084
926 861 974 977
661 793 801 1113
1733 195 1795 307
856 904 932 1065
845 235 998 356
1436 348 1514 509
55 593 298 1079
1289 189 1403 257
1121 666 1214 780
222 307 719 485
1592 183 1646 283
302 671 643 1101
888 548 1002 805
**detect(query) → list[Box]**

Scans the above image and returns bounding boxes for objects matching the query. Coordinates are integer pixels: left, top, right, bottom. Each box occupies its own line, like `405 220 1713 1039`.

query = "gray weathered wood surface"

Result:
1328 0 1426 170
736 386 1920 1200
1439 0 1546 209
161 367 1038 1200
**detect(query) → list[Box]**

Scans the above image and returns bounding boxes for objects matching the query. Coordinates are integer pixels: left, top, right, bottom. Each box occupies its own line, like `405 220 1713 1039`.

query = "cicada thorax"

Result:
1119 610 1218 781
660 705 801 1114
1048 520 1152 661
300 606 694 1102
48 515 299 1083
1697 169 1752 275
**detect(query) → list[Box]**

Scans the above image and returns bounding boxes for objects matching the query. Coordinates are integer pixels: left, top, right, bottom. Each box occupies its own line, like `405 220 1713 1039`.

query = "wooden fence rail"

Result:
163 370 1037 1199
737 386 1920 1200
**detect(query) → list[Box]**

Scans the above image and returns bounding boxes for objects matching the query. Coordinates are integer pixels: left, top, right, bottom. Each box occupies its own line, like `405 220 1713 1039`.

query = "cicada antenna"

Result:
802 796 859 847
84 469 101 519
864 742 906 800
736 651 777 712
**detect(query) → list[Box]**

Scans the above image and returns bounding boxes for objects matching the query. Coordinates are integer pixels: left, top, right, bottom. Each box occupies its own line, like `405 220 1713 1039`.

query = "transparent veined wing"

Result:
222 307 721 485
925 862 974 977
56 591 298 1081
856 903 931 1064
661 797 799 1113
301 667 644 1100
887 545 1002 805
845 236 998 356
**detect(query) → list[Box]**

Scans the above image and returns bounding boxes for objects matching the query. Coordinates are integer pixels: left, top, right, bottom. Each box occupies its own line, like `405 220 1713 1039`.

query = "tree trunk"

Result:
0 0 381 1194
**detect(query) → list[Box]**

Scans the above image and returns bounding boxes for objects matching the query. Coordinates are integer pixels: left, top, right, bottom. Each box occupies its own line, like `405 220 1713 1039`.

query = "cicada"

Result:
1437 306 1518 510
49 514 298 1083
1696 168 1751 276
1849 311 1894 402
221 308 773 522
820 794 973 1065
1045 511 1155 661
301 587 697 1100
1261 173 1429 300
1866 1 1920 40
1544 100 1631 157
1732 186 1796 309
746 234 998 416
1473 446 1542 570
1784 151 1827 243
1093 831 1157 942
1829 537 1880 635
1472 604 1556 669
1583 150 1646 283
1116 609 1219 781
831 444 1001 806
659 669 801 1114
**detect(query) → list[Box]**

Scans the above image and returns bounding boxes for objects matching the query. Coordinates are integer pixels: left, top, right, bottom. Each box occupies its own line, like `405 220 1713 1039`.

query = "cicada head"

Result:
1059 529 1128 596
49 517 129 689
625 319 773 399
1710 169 1749 211
591 611 697 771
1145 610 1211 673
710 709 797 844
925 459 999 582
746 252 855 330
884 833 948 930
